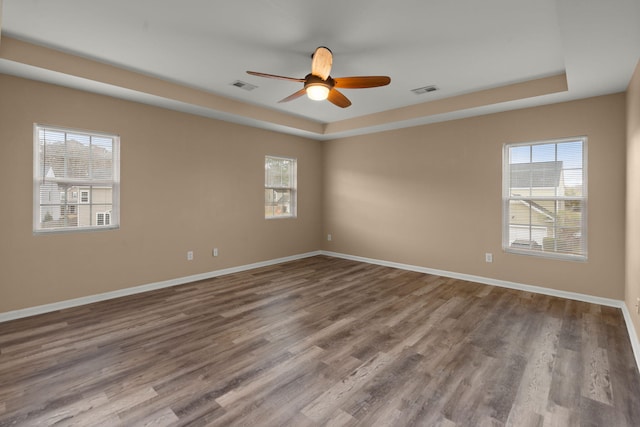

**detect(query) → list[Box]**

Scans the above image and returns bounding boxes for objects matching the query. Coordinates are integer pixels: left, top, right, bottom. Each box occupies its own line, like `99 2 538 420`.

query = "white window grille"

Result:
265 156 297 219
503 137 587 260
34 125 120 233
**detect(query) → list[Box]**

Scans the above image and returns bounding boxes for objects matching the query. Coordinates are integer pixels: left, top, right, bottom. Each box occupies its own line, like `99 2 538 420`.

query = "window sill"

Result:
504 247 587 262
34 225 120 235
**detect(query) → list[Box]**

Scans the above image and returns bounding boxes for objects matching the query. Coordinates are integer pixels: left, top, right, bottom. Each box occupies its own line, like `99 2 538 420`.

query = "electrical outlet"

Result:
485 253 493 263
636 297 640 314
213 248 219 257
187 251 193 261
327 234 332 241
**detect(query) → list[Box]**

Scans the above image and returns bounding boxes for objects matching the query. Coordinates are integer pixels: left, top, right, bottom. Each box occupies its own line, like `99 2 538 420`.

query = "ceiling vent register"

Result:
231 80 258 91
411 85 438 95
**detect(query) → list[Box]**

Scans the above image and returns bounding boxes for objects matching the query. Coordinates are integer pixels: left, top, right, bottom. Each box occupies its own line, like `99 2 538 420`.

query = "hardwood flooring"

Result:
1 255 639 426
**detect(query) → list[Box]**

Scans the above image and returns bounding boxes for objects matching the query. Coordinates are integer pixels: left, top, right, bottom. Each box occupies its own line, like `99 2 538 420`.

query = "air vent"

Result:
411 85 438 95
231 80 258 91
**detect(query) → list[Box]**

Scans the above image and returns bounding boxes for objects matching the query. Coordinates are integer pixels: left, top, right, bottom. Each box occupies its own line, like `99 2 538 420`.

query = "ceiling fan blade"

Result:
311 47 333 80
246 71 304 83
278 88 307 103
327 89 352 108
334 76 391 89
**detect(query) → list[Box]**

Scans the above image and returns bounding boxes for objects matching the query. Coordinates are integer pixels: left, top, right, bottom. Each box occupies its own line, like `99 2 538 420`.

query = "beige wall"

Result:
322 94 627 299
0 71 631 314
626 61 640 343
0 74 323 312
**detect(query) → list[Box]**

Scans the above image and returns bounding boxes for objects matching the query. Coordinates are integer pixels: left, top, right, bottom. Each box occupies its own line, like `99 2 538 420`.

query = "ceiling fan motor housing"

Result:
304 74 335 90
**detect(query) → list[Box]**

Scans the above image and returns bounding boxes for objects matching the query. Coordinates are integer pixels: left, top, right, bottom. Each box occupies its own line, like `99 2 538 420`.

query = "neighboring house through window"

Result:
34 124 120 232
265 156 297 218
503 137 587 260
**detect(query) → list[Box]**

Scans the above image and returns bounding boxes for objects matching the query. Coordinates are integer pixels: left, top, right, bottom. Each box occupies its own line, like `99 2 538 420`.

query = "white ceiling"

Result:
1 0 639 139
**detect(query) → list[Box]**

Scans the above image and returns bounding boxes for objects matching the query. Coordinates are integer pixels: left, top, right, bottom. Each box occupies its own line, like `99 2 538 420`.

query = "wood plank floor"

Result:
1 255 639 426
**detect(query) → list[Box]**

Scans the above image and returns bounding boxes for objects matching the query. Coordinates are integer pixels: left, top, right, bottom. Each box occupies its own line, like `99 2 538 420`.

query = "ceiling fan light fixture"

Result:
306 84 330 101
247 47 390 108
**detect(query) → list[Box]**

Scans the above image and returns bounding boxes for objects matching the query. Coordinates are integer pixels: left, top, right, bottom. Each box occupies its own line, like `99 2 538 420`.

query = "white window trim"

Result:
502 136 588 261
33 124 120 234
265 155 297 219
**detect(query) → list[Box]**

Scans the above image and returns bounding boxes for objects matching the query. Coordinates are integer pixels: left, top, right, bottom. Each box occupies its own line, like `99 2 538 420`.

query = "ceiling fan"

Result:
247 47 391 108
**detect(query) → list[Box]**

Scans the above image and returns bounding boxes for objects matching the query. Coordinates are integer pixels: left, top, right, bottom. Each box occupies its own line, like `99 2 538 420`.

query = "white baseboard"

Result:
621 303 640 374
0 251 322 323
320 251 622 306
2 249 638 374
321 250 640 372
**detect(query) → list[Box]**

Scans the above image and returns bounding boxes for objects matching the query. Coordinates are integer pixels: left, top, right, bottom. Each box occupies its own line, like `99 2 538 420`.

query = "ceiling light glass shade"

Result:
306 84 330 101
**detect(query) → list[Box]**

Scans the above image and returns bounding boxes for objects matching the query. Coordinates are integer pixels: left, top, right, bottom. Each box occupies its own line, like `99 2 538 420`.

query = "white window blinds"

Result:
265 156 297 219
503 137 587 260
34 125 120 233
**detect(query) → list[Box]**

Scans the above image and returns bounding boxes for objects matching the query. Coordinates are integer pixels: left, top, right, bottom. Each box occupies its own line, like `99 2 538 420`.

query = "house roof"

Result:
510 161 563 189
1 1 639 140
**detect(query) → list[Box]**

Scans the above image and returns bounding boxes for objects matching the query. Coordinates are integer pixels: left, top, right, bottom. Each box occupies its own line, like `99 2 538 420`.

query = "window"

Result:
503 137 587 260
96 211 111 226
34 125 120 233
265 156 297 218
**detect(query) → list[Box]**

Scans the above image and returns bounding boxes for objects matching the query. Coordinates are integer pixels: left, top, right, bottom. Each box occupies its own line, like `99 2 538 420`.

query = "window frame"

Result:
264 155 297 219
502 136 588 261
33 124 120 234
